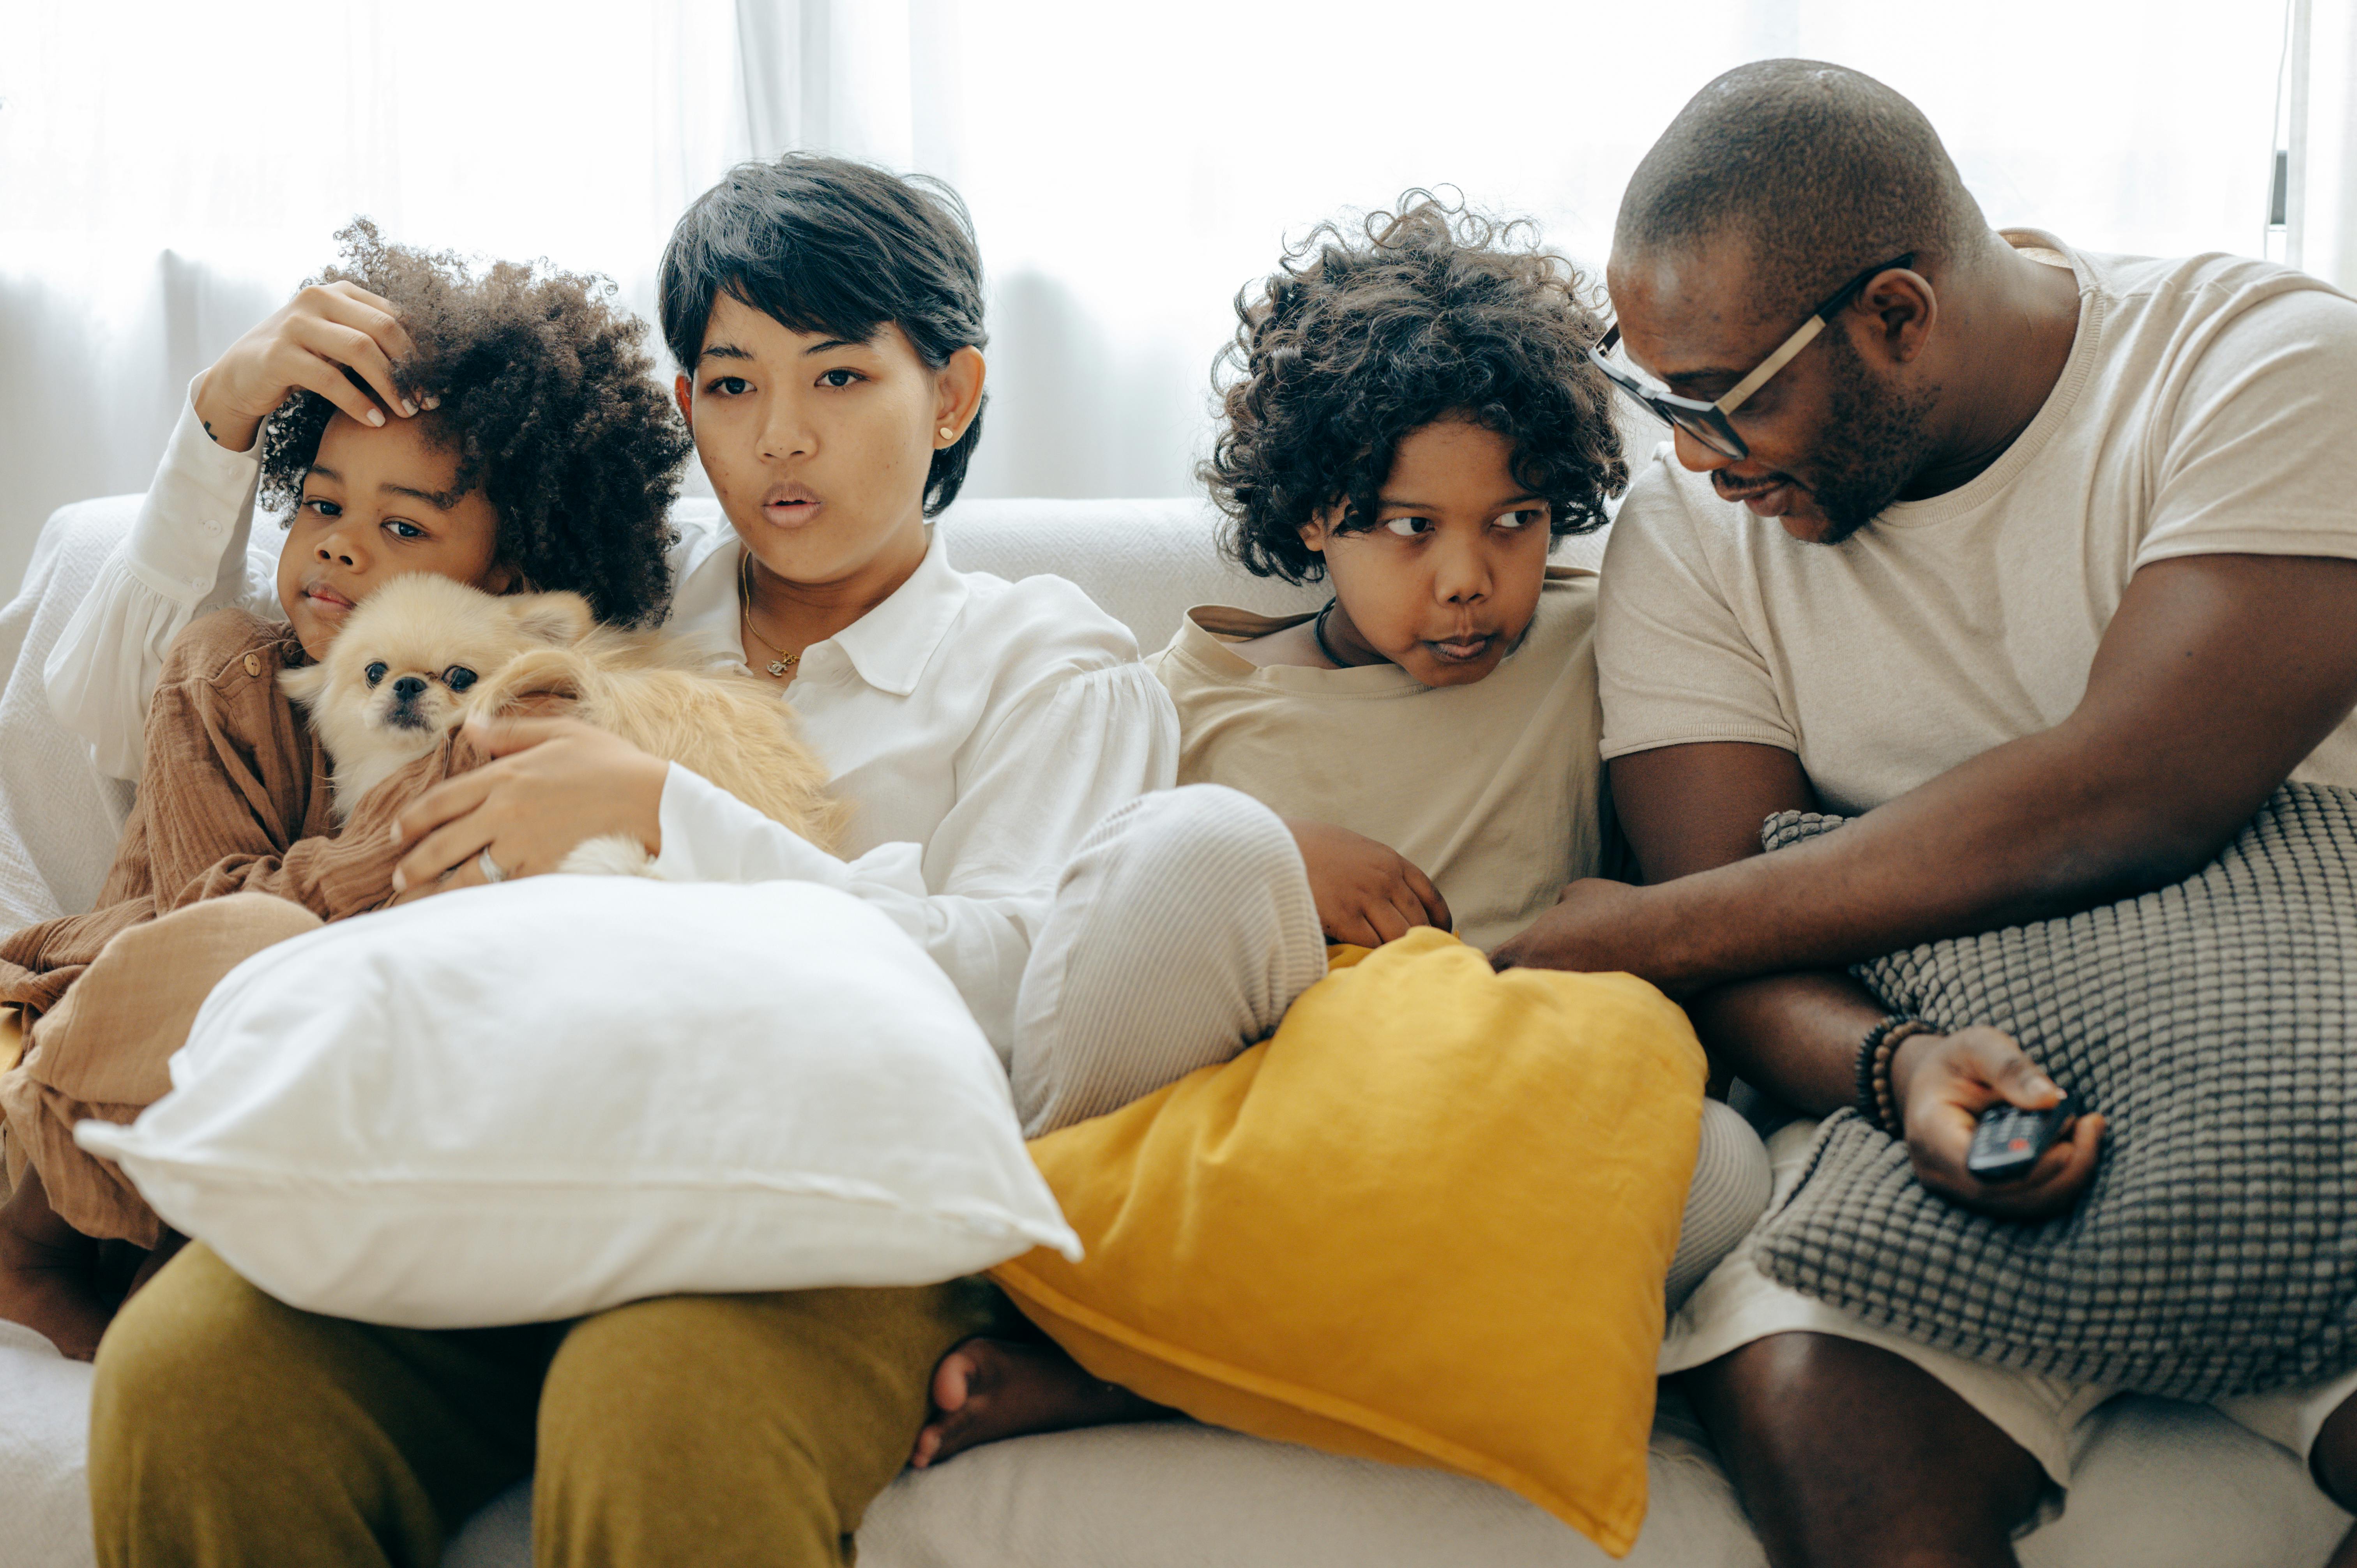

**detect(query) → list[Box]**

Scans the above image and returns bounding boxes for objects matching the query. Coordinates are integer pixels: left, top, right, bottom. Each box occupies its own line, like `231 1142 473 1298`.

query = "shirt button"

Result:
243 653 262 677
189 576 208 591
203 521 223 536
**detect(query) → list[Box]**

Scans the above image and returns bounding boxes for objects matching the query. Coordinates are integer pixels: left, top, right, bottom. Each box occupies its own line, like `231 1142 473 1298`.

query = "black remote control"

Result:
1966 1094 2082 1184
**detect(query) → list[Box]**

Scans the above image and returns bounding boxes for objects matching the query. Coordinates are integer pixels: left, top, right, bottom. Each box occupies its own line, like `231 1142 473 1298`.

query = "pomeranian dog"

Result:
281 573 841 874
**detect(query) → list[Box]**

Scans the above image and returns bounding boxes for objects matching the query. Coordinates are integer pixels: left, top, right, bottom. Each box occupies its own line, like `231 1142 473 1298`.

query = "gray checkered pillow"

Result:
1749 783 2357 1400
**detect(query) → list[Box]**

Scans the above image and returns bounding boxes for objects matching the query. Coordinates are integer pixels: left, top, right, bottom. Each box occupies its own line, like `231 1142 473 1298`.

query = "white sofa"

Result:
0 494 2349 1568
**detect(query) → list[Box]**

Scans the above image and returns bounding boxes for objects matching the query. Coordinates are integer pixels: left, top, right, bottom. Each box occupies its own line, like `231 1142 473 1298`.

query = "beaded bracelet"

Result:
1853 1015 1933 1136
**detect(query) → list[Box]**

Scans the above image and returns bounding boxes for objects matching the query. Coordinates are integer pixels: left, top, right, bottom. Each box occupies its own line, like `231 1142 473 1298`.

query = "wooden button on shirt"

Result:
243 654 261 677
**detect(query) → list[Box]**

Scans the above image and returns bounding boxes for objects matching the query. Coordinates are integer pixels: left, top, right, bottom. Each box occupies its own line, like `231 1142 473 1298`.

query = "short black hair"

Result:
258 220 692 627
1201 193 1626 584
659 153 989 517
1615 60 1986 325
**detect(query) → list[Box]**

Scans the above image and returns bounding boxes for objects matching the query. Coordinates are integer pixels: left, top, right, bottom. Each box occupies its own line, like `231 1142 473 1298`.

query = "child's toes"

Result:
909 1424 943 1469
929 1340 984 1415
912 1340 995 1468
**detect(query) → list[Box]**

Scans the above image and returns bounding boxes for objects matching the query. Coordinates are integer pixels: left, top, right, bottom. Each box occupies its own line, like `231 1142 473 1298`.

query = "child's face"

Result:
274 412 511 662
1300 418 1553 688
677 293 984 592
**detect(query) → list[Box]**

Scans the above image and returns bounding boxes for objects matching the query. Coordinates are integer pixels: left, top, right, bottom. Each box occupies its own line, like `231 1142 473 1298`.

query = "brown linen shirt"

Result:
0 609 430 1017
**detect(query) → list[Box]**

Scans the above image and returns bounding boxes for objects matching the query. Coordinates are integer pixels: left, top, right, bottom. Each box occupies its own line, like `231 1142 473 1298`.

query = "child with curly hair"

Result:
1182 195 1628 953
912 196 1773 1467
0 220 692 1359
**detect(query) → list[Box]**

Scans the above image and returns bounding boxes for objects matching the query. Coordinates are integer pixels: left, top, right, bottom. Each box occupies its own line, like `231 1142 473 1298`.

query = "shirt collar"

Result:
824 526 970 696
670 520 969 697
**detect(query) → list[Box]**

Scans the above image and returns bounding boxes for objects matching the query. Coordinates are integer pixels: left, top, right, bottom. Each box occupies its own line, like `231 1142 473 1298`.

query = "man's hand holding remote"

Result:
1890 1025 2107 1220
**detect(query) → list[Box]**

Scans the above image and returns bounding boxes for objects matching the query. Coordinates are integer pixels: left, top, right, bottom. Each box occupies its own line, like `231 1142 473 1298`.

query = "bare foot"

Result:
0 1211 110 1361
910 1337 1173 1469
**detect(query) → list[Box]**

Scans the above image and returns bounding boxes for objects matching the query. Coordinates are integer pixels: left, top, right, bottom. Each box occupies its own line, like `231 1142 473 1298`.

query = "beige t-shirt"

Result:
1150 570 1604 952
1597 231 2357 814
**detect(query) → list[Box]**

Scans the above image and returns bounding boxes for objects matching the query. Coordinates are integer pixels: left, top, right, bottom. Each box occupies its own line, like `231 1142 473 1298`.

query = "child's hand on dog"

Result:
1285 817 1451 948
194 282 426 454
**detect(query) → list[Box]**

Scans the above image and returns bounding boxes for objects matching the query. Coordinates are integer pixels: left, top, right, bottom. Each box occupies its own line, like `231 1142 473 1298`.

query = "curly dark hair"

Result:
257 220 693 626
1201 194 1627 584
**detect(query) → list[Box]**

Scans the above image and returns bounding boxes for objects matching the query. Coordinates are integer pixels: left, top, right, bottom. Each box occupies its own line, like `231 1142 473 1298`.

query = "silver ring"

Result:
476 848 509 884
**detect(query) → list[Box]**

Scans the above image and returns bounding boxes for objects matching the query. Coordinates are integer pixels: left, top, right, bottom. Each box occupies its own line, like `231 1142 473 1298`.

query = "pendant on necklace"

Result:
765 658 791 677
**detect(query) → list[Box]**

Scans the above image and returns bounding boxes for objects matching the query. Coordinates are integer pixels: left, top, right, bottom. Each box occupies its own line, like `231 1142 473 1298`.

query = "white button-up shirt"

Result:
45 389 1181 1054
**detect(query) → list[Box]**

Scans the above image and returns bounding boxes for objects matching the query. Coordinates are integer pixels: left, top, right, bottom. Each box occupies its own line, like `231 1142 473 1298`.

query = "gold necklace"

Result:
739 552 799 678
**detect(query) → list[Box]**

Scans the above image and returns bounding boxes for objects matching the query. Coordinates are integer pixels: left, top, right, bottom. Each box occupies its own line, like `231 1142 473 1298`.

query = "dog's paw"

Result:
555 833 660 878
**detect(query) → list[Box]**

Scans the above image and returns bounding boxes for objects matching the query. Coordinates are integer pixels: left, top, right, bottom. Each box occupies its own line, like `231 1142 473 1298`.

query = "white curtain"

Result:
2280 0 2357 284
0 0 2336 599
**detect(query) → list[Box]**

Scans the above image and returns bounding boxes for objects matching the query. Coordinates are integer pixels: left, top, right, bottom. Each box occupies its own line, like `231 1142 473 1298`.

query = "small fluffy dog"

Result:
282 573 841 874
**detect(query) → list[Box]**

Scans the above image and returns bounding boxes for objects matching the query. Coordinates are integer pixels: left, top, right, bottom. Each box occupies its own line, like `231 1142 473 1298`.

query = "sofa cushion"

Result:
434 1388 2355 1568
0 1324 96 1568
0 502 141 929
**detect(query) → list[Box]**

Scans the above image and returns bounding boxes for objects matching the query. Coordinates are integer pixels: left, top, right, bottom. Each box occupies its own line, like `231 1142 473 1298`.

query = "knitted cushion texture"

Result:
1752 783 2357 1400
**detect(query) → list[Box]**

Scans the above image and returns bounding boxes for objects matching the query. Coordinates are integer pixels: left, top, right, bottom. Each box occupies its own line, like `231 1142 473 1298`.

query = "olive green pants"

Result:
88 1243 1008 1568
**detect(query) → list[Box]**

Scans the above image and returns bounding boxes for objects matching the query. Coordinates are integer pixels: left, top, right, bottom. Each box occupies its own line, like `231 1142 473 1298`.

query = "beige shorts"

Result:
1662 1119 2357 1524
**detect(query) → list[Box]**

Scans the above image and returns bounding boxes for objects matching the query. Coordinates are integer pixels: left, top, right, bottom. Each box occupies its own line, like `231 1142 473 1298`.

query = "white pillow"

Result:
75 877 1080 1328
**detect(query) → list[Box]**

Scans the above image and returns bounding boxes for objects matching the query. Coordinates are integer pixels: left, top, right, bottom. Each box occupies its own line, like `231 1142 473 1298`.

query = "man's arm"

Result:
1592 738 2108 1217
1500 552 2357 990
1594 738 1870 1113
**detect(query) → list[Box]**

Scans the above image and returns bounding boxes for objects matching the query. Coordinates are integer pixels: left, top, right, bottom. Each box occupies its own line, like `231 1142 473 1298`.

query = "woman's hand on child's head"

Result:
388 717 667 896
1283 818 1451 947
194 283 425 455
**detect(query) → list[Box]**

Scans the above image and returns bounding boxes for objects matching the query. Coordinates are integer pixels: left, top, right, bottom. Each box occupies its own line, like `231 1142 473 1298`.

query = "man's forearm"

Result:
1613 722 2178 986
1691 970 1889 1117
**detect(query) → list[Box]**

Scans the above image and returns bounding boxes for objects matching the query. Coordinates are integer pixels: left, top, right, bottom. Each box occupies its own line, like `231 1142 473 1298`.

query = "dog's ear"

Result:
279 663 329 709
481 646 587 712
506 592 594 646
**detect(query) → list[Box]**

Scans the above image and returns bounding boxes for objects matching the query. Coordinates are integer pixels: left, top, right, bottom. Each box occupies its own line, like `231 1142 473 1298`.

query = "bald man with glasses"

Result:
1493 60 2357 1568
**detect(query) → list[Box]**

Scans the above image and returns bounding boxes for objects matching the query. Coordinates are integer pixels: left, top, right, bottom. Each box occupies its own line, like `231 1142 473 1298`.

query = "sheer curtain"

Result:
2282 0 2357 285
0 0 756 595
0 0 2328 598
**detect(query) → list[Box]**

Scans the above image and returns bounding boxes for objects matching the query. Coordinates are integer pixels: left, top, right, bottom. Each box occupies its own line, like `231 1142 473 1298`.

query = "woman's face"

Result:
677 293 984 594
274 411 510 661
1300 417 1553 688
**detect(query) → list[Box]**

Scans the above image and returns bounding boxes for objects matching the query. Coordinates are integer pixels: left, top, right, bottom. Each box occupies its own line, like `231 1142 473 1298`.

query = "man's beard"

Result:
1796 330 1942 544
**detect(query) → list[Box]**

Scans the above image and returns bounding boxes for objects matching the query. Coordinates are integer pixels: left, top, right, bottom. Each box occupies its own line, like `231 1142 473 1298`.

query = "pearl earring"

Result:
938 426 956 442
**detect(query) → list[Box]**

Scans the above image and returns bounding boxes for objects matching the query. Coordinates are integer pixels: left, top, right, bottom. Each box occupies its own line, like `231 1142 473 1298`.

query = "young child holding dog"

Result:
910 197 1774 1468
0 220 692 1360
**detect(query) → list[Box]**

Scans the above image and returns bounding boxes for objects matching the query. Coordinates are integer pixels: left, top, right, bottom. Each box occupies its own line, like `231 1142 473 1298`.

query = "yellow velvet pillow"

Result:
991 929 1705 1557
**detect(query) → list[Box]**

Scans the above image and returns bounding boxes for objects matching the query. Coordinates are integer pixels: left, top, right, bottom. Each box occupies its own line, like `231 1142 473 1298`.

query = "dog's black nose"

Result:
391 675 428 701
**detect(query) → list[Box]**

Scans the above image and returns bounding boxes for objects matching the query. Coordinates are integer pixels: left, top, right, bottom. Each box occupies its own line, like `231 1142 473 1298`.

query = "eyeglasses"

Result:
1588 254 1916 461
